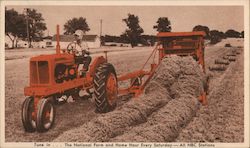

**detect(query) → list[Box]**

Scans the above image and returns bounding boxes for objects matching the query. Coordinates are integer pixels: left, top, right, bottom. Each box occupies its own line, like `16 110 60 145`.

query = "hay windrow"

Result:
111 95 200 142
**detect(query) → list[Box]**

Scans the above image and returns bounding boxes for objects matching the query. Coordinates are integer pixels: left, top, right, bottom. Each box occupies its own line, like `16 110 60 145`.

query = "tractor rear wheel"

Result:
36 98 55 132
21 97 36 132
94 63 118 113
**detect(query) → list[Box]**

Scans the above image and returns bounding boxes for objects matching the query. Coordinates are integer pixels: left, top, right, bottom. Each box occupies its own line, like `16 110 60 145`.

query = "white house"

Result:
5 35 29 48
52 34 101 49
5 34 54 49
17 40 29 48
5 35 12 48
40 36 53 48
5 35 17 48
5 34 100 49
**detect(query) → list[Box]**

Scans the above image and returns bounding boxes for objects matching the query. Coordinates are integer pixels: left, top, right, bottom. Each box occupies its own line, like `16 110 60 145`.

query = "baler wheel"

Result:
94 63 118 113
36 98 55 132
21 97 36 132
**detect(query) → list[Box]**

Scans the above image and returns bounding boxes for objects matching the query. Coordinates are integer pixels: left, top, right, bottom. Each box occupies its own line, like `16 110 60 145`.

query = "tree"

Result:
225 29 241 38
241 31 244 38
122 14 144 47
25 8 47 47
153 17 171 32
5 8 26 48
120 34 129 44
210 30 222 44
193 25 210 39
64 17 90 35
219 31 226 39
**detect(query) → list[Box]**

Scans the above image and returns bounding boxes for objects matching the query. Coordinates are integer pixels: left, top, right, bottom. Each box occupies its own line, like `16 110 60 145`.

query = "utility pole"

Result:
100 19 103 46
100 19 102 37
24 8 30 48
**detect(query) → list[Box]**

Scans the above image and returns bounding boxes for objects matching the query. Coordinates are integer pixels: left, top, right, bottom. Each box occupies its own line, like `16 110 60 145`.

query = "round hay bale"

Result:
214 59 229 65
209 64 226 71
228 56 236 62
223 56 229 60
232 49 237 53
227 53 236 57
224 43 231 47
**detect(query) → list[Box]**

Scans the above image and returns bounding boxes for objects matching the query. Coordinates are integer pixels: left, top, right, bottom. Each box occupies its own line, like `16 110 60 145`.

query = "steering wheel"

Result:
66 42 90 56
66 42 77 54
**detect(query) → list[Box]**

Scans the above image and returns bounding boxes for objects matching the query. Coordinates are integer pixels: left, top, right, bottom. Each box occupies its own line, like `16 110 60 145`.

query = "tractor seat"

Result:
75 56 84 64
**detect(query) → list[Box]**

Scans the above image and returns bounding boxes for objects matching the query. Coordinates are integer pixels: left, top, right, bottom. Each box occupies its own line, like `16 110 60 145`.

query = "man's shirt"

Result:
74 40 89 56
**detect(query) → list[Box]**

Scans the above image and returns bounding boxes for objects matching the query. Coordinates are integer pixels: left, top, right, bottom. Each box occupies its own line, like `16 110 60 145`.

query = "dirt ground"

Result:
5 38 244 142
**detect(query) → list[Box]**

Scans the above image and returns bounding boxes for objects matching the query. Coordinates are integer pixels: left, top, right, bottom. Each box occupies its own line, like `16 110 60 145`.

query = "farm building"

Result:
5 35 29 48
5 35 53 49
51 34 101 49
5 34 100 49
40 36 53 48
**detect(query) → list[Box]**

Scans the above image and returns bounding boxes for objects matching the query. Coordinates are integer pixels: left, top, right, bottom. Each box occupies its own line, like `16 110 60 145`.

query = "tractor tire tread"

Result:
94 63 117 113
21 97 35 132
36 99 55 132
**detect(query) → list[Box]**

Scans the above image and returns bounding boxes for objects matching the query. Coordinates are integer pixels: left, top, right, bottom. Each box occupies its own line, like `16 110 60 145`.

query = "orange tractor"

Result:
22 25 207 132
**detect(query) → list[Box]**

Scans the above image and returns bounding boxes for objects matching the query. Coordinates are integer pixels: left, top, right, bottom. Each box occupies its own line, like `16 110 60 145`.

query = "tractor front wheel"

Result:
36 98 55 132
94 63 118 113
21 97 36 132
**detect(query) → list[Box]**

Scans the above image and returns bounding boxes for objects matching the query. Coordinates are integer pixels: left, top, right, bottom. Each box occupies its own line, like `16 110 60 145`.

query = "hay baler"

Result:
117 31 207 102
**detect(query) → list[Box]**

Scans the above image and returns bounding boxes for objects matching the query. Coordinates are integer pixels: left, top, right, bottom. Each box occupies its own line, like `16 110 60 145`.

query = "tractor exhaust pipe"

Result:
56 25 61 54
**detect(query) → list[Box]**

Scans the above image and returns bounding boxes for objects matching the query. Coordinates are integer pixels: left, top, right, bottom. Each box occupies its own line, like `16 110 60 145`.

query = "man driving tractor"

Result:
57 29 93 102
72 29 92 74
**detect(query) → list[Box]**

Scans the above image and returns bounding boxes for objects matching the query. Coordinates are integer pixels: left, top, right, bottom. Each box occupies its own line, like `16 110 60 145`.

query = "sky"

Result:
6 5 244 36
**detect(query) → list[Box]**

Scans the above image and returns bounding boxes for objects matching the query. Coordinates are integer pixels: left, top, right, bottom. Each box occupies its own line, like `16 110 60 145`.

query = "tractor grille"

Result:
30 61 49 84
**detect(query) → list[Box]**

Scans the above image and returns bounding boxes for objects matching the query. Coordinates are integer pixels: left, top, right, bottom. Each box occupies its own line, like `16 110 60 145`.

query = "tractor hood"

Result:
30 53 74 62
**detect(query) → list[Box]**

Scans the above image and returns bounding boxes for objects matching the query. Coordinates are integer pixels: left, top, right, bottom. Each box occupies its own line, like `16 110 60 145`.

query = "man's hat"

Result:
74 30 85 40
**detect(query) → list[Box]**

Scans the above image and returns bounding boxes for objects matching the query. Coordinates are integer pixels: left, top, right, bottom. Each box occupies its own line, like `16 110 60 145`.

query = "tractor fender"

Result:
89 56 107 77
